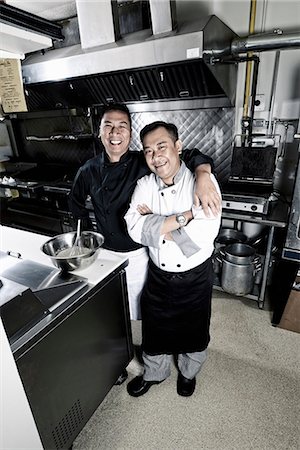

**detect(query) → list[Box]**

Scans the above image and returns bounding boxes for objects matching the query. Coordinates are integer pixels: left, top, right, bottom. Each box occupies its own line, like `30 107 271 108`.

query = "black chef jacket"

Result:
68 148 213 252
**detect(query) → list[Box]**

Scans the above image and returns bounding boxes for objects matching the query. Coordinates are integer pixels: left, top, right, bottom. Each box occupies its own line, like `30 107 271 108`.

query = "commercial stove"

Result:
0 162 77 235
1 161 76 194
221 182 274 215
221 143 278 216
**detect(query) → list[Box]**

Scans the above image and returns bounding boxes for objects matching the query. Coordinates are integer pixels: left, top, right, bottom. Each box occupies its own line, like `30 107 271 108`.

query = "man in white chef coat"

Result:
125 121 222 397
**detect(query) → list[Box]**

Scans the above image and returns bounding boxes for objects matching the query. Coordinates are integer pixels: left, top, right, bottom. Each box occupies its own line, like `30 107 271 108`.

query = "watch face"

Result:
176 214 186 226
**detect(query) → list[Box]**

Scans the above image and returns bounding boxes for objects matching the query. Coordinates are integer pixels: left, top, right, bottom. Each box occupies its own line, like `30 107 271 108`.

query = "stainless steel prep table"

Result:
0 226 133 450
217 200 289 309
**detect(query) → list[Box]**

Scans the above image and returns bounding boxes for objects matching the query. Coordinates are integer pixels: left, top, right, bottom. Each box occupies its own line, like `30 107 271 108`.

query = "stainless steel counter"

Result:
222 199 288 228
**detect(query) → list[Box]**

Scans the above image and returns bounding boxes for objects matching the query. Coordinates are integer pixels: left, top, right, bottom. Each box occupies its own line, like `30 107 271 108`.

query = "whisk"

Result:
69 219 84 257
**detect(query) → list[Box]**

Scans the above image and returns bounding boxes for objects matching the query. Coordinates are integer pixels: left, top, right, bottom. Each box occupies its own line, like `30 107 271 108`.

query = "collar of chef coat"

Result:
155 161 187 189
102 149 131 165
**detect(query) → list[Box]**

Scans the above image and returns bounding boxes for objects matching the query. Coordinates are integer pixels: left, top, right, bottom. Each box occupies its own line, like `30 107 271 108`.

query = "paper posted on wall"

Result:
0 59 28 113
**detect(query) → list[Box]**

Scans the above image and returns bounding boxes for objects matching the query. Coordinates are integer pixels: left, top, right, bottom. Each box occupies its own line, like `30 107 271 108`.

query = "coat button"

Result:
177 264 181 267
171 189 176 194
161 192 164 196
162 240 165 244
161 263 165 267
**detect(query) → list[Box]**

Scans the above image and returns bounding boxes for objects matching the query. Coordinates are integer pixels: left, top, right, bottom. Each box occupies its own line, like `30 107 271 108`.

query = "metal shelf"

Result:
26 134 94 142
213 274 261 302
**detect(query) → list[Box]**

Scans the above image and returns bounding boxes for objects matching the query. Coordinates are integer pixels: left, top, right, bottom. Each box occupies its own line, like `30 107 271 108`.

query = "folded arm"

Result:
125 176 221 255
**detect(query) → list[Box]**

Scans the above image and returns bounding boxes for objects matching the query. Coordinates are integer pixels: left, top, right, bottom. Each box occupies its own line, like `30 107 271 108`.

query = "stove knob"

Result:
251 205 257 211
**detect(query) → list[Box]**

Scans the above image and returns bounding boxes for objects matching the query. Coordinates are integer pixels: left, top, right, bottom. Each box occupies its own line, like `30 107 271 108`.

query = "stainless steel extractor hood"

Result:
21 13 237 111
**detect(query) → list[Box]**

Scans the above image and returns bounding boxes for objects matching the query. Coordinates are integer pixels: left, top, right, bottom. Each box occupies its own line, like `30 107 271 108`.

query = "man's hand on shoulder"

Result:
194 165 221 217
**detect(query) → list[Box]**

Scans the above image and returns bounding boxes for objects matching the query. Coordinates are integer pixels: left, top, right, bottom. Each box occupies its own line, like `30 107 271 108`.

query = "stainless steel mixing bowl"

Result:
41 231 104 271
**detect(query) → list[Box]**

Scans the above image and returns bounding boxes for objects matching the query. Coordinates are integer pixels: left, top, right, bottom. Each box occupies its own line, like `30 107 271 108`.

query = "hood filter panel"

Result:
25 60 228 112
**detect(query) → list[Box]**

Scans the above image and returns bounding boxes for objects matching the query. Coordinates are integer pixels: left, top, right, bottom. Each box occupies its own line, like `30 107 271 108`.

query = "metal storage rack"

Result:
215 201 288 309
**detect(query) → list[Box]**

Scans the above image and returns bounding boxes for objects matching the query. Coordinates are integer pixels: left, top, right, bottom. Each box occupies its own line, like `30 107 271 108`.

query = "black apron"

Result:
141 258 213 355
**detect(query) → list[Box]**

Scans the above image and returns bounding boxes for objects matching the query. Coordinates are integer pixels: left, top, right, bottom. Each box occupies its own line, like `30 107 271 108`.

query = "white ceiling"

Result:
5 0 77 21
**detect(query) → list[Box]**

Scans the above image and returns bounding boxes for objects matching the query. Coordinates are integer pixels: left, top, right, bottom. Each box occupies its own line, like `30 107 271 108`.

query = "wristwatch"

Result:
175 213 188 227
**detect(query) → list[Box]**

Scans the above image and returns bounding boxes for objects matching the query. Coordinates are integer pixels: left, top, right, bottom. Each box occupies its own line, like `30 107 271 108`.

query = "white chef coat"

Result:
125 162 221 273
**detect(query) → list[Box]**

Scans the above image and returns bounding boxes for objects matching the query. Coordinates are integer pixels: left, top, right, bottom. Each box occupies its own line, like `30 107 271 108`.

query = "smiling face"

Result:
143 126 182 185
99 110 131 162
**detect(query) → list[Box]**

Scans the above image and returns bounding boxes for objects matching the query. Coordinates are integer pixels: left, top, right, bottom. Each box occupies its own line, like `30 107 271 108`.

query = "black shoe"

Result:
127 376 163 397
177 373 196 396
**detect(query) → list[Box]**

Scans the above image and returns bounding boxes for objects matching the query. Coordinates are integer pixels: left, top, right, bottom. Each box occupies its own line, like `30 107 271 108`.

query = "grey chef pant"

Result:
142 350 207 381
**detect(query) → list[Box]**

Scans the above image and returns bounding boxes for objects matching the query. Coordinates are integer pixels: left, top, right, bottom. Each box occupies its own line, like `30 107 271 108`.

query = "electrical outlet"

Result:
254 94 265 111
253 119 267 128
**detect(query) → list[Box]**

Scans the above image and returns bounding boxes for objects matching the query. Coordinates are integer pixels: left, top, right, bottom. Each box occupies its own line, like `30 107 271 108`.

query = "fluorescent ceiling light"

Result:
0 22 52 56
0 49 25 60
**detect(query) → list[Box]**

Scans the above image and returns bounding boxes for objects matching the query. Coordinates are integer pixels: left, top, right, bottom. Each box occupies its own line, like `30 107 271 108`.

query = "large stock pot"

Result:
214 228 247 250
218 243 261 296
223 243 255 265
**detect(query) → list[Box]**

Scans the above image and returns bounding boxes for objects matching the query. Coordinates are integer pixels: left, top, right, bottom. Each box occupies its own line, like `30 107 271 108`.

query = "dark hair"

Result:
100 103 132 128
140 121 179 143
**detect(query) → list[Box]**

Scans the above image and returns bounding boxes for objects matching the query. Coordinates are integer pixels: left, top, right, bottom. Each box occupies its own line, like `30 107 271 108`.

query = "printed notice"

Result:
0 59 28 113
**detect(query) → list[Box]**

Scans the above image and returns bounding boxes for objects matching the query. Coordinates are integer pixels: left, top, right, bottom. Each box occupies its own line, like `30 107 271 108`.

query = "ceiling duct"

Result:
231 30 300 55
20 1 237 111
149 0 177 35
75 0 120 49
207 28 300 58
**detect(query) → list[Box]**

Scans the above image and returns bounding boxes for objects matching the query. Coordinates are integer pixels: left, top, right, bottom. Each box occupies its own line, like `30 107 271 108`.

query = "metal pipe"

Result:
258 226 275 309
267 50 281 135
243 60 253 117
232 30 300 55
248 56 260 143
243 0 257 118
260 0 268 34
268 50 280 135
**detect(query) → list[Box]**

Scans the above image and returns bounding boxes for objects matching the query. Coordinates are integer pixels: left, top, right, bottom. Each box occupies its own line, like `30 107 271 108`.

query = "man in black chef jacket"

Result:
68 104 221 321
125 121 221 396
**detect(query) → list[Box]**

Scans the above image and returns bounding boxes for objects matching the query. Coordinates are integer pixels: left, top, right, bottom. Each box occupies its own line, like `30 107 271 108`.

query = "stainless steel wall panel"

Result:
12 106 234 182
130 107 234 182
